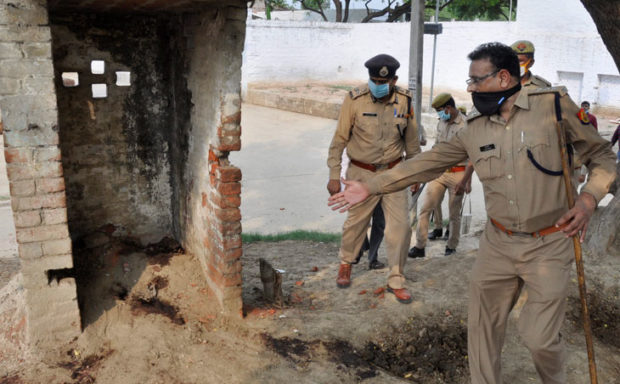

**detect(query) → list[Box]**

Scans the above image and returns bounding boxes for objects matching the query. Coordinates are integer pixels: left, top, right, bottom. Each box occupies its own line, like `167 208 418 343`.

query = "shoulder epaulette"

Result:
465 108 483 121
394 86 413 98
531 74 552 87
527 85 568 96
349 86 369 99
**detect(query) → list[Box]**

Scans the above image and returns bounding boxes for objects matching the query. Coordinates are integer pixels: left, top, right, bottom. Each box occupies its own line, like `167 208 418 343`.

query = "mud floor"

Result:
1 236 620 383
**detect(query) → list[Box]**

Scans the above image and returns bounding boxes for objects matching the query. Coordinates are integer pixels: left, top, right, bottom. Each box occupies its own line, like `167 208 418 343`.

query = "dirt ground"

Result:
1 226 619 384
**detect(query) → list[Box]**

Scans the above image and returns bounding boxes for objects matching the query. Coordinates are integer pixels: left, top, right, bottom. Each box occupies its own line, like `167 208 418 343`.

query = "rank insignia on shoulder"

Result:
576 108 590 125
349 86 369 99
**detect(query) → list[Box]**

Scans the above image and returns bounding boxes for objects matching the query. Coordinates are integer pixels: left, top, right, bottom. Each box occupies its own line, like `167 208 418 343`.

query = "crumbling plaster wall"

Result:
51 13 183 245
179 5 246 314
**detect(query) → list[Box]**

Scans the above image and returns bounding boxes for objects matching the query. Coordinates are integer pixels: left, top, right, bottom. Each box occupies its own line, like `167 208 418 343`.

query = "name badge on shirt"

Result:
480 144 496 152
363 112 377 116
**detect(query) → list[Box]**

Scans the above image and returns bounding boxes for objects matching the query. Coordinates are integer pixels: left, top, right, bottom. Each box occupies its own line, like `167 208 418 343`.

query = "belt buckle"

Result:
374 163 388 171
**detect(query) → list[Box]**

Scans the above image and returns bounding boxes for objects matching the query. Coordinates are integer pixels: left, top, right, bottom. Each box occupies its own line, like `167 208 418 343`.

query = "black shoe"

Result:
443 228 450 240
428 228 443 240
408 247 425 258
368 260 386 270
445 247 456 256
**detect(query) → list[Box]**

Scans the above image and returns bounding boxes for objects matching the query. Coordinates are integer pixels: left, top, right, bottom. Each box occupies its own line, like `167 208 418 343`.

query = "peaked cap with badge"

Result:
365 54 400 78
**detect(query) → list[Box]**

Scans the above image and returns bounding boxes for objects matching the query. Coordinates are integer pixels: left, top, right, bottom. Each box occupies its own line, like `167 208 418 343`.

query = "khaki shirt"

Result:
436 112 467 167
327 85 421 180
367 87 616 233
523 72 551 89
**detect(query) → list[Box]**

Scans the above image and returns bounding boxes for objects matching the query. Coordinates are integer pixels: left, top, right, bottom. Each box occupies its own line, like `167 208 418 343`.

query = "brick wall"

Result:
180 6 246 315
0 0 81 349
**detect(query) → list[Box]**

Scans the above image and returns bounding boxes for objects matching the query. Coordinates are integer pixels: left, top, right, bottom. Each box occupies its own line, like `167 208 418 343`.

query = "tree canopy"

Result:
287 0 517 23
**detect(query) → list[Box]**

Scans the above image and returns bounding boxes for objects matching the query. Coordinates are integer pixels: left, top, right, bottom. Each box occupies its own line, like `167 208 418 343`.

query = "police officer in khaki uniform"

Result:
409 93 472 258
327 54 421 304
329 43 616 383
511 40 551 89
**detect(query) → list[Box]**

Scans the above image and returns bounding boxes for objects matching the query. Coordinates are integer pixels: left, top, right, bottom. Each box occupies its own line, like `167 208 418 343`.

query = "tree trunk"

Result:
333 0 343 22
580 0 620 70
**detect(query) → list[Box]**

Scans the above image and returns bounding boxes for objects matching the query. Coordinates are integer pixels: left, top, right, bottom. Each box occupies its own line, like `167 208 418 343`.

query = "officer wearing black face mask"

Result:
327 42 616 384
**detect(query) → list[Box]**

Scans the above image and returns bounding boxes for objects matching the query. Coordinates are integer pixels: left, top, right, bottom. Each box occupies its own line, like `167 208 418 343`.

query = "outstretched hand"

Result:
327 178 371 213
554 192 596 243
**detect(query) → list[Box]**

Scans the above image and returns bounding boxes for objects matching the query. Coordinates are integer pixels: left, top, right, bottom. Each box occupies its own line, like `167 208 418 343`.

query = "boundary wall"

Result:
242 2 619 108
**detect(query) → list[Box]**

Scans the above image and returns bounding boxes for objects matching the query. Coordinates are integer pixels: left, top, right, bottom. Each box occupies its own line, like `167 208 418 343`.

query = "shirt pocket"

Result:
518 129 557 172
355 113 378 137
472 146 501 181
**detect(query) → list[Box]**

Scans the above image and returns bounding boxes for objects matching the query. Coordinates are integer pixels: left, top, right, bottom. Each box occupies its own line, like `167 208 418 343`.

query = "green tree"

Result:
293 0 517 23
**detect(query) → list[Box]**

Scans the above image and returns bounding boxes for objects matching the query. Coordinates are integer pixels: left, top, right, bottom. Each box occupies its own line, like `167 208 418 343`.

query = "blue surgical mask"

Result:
368 80 389 99
438 109 451 121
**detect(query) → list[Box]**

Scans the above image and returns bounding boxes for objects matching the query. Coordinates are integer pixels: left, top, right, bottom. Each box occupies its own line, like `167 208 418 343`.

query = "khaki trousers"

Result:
416 171 465 250
468 221 572 384
340 164 411 289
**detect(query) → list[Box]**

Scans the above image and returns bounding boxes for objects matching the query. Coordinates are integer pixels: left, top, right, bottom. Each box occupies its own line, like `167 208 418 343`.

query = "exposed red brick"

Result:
217 166 241 182
214 207 241 222
217 221 242 236
217 142 241 152
211 194 241 209
201 192 207 207
221 111 241 125
4 148 32 163
222 235 241 250
216 181 241 196
208 148 219 162
36 177 65 194
222 273 242 287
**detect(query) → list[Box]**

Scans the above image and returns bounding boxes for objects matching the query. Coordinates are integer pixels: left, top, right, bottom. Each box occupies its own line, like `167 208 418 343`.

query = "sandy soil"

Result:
1 227 619 384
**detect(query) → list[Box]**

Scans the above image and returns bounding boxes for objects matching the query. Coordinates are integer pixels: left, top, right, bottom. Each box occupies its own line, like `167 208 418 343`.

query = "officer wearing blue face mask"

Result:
409 93 473 259
327 53 421 304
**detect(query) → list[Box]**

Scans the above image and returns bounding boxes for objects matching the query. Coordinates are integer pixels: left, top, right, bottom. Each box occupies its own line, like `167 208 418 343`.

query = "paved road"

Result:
234 103 488 235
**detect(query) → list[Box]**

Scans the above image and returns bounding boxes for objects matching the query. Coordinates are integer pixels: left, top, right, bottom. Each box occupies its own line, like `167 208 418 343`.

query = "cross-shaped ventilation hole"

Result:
61 60 132 99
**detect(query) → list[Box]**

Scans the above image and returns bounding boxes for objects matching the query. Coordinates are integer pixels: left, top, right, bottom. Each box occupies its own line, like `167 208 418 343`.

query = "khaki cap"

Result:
432 93 452 109
511 40 535 54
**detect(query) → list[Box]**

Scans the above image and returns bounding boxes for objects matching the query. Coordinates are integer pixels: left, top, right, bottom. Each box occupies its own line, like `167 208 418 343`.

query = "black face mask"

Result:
472 83 522 116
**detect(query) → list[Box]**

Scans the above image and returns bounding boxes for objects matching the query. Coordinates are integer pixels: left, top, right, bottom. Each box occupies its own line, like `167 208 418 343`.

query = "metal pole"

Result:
509 0 513 22
428 0 440 112
408 0 425 136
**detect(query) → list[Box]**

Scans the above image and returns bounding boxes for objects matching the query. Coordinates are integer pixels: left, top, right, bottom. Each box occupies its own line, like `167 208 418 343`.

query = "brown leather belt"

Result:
446 166 466 173
350 158 402 172
490 218 567 238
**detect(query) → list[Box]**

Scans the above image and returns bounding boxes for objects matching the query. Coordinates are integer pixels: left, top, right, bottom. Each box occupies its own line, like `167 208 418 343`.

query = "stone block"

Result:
34 147 61 162
35 161 63 178
16 223 69 243
12 192 65 211
18 241 43 259
21 254 74 288
0 59 53 78
6 163 35 181
0 42 21 58
21 42 51 59
3 127 59 147
0 26 51 43
0 77 20 95
35 177 65 194
9 179 35 196
4 147 33 163
6 3 48 26
14 210 41 228
0 95 58 128
41 238 72 256
21 76 54 94
41 207 67 225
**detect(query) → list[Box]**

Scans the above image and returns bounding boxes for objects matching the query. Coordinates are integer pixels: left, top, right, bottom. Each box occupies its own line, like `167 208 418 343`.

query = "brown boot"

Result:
387 286 413 304
336 263 352 288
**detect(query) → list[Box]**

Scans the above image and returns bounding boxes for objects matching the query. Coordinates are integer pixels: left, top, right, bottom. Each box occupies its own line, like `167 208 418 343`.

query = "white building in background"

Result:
243 0 620 109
